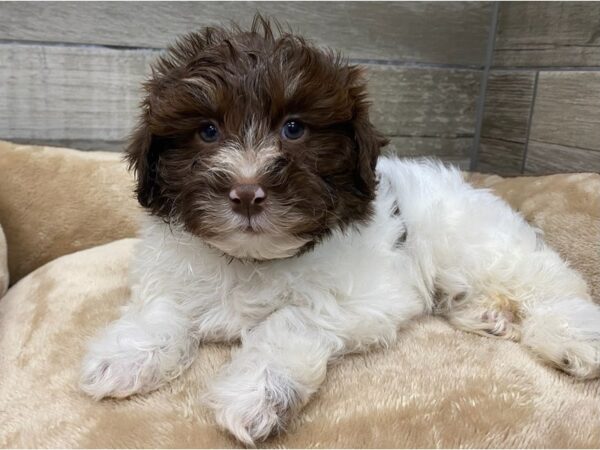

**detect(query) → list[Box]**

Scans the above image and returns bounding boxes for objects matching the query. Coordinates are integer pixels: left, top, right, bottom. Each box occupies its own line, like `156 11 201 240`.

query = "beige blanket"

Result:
0 141 599 447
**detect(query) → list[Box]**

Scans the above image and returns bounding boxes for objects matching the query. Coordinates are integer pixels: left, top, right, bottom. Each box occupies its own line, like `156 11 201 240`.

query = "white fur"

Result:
205 231 310 260
81 157 600 444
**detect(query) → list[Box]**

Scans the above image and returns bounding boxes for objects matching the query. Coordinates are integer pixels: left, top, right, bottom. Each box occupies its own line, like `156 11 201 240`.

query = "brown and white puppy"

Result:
81 16 600 446
127 17 386 259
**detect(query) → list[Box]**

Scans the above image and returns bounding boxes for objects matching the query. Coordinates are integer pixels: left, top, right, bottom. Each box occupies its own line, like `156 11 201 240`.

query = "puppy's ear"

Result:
353 115 388 197
125 113 162 209
349 68 388 198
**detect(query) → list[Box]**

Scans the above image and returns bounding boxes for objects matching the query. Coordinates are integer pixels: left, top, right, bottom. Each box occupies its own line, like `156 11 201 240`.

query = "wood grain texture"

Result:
0 44 479 152
6 138 127 152
386 136 472 158
481 72 536 142
525 141 600 173
476 71 536 174
0 2 491 65
477 138 525 175
386 136 471 169
368 66 480 138
494 2 600 67
529 72 600 152
0 44 156 142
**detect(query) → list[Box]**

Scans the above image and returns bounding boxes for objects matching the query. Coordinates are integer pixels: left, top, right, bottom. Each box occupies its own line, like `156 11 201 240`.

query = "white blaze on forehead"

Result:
240 145 279 180
213 129 280 182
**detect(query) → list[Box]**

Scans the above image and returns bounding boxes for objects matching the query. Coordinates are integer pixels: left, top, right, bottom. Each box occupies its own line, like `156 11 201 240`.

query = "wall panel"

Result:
0 43 480 160
0 2 491 65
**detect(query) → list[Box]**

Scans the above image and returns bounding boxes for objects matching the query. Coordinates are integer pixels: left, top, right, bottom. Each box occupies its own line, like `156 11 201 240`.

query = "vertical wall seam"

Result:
470 1 500 171
521 70 540 173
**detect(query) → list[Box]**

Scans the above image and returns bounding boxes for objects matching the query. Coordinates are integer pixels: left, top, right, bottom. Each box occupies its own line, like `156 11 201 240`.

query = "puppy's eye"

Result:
281 120 305 140
198 122 219 143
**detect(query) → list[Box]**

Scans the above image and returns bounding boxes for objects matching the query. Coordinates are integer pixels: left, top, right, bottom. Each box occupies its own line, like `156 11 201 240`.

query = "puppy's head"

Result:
127 17 387 260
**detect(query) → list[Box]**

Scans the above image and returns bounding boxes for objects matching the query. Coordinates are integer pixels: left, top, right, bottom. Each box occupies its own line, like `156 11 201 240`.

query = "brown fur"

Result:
126 16 387 254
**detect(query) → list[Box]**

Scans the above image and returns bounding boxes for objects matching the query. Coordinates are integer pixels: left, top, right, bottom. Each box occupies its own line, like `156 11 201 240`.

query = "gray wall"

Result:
0 1 490 169
477 2 600 174
1 2 599 174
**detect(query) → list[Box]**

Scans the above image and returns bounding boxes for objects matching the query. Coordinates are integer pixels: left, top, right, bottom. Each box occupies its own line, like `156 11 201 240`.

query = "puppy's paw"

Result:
443 296 521 341
205 368 302 446
523 297 600 379
80 323 167 399
534 333 600 380
558 344 600 379
481 309 520 339
80 348 158 399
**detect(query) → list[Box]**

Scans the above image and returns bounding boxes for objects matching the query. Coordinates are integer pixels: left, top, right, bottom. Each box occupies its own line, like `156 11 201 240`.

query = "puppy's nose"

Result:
229 184 267 216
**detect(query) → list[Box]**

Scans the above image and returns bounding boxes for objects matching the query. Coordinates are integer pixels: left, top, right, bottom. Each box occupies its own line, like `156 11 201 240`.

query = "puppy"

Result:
81 17 600 445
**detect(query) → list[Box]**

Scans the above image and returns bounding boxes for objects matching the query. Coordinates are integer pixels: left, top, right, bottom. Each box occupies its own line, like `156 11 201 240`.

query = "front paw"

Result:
80 349 154 400
80 326 166 400
205 368 303 446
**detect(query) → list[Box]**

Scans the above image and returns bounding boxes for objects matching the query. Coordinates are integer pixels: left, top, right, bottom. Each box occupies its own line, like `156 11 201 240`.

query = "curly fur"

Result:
80 17 600 446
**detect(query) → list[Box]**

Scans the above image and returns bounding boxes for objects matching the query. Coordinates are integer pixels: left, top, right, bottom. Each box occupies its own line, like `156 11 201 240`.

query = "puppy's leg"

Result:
439 291 522 341
205 307 334 445
521 296 600 379
436 209 600 378
446 254 600 379
80 296 196 399
206 281 425 446
422 171 600 377
380 159 600 378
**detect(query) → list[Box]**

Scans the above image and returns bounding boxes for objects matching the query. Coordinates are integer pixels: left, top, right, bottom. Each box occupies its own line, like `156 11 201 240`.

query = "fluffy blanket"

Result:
0 141 598 447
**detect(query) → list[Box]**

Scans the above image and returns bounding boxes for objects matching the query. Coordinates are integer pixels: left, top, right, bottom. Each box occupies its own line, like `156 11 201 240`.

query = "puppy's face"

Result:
128 20 387 260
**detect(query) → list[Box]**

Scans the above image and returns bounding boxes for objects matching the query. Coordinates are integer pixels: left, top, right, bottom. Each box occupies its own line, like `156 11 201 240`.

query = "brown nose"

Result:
229 184 267 217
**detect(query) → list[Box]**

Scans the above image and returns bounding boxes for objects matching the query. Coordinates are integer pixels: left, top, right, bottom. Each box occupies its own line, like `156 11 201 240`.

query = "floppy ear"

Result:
125 114 162 209
353 114 388 197
347 66 388 198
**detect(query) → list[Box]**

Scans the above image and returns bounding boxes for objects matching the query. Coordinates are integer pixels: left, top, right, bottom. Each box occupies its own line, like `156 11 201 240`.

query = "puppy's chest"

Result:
199 236 406 322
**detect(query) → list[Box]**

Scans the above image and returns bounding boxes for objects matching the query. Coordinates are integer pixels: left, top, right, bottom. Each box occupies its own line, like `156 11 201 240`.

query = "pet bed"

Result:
0 140 598 447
